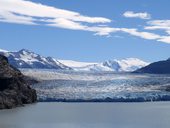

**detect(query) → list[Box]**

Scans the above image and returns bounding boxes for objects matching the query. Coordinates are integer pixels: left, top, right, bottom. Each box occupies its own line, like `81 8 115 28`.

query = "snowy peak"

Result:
102 60 121 72
0 49 9 53
19 49 33 54
116 58 148 66
114 58 149 72
96 58 149 72
0 49 71 70
60 58 149 72
0 48 149 72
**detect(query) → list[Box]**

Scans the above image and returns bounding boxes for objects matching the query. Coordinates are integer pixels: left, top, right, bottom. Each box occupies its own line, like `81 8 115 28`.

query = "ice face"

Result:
25 70 170 102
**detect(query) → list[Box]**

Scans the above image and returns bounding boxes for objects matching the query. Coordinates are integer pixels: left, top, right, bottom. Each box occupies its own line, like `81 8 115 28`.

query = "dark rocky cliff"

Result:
134 59 170 74
0 55 37 109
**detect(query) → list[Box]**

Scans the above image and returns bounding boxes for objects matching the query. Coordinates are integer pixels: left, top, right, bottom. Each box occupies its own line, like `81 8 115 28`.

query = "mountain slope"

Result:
0 49 72 70
134 58 170 74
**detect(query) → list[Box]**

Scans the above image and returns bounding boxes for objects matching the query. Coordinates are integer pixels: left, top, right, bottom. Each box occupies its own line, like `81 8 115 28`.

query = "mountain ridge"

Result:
0 48 149 72
60 58 149 72
0 49 72 70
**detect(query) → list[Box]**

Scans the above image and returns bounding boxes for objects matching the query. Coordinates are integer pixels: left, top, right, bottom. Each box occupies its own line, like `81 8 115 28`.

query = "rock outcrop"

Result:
0 55 37 109
134 58 170 74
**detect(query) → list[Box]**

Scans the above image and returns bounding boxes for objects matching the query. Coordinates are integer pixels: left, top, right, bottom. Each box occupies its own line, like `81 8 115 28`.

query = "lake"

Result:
0 102 170 128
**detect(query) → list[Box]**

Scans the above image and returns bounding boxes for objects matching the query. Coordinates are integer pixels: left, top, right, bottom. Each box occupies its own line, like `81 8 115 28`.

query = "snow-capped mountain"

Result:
0 49 71 70
102 58 149 72
0 49 9 53
59 58 149 72
0 48 149 72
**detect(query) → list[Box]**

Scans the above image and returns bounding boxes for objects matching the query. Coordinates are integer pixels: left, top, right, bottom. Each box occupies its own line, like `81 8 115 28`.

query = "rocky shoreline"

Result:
0 55 37 109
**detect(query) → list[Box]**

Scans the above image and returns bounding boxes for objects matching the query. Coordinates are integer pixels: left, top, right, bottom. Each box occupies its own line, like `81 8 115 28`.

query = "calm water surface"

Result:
0 102 170 128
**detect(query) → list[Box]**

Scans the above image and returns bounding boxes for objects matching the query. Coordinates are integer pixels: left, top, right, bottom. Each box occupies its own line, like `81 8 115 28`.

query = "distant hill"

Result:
134 58 170 74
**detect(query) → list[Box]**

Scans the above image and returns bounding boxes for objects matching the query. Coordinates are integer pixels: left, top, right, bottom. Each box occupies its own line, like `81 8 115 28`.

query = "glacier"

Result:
22 69 170 102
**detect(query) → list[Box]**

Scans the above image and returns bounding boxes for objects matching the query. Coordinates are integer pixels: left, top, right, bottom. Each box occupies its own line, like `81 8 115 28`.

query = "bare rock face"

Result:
0 55 37 109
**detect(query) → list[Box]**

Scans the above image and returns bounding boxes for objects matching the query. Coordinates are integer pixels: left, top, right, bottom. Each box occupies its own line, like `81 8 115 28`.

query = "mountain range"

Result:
0 49 149 72
59 58 149 72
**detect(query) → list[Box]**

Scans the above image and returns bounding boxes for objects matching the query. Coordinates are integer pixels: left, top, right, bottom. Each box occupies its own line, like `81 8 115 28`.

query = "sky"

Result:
0 0 170 62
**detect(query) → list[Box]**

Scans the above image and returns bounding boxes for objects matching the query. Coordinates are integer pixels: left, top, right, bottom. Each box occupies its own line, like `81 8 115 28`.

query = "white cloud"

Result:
47 18 87 30
123 11 151 19
82 27 165 43
0 0 170 44
0 0 120 36
0 0 113 36
144 20 170 43
0 10 36 25
0 0 111 24
122 28 170 44
87 27 120 36
145 20 170 35
158 36 170 44
120 28 161 40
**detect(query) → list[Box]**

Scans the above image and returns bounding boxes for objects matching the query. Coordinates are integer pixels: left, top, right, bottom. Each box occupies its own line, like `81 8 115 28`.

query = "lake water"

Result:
0 102 170 128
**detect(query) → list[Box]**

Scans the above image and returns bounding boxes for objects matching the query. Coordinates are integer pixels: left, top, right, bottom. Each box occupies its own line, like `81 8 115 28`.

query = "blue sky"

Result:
0 0 170 62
